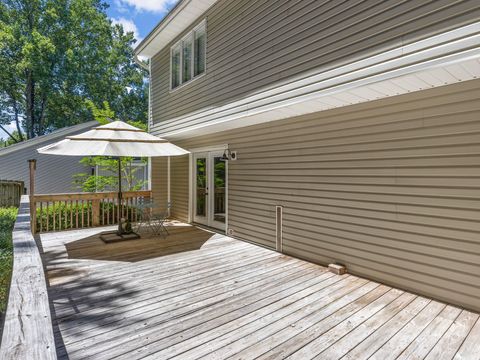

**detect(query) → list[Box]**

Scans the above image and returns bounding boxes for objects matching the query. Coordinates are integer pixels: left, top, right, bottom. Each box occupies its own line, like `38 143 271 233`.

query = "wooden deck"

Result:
39 224 480 360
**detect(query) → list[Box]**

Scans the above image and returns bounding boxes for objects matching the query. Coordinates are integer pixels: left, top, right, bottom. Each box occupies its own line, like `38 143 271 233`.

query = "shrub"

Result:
0 207 17 315
36 202 138 232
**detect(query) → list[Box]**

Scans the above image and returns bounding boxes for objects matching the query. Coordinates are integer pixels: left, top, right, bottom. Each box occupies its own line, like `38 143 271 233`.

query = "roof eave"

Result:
134 0 218 59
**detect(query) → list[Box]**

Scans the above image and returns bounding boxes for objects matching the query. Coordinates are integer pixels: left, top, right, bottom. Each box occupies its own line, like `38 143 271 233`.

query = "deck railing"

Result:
0 196 57 359
32 190 151 233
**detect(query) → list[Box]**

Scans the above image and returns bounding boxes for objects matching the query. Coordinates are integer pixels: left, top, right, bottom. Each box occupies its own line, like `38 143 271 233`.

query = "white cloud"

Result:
118 0 177 13
113 0 129 13
112 17 143 44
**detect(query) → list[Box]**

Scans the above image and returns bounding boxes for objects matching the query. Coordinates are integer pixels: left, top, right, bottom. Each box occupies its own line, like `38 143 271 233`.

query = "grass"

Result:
0 207 17 316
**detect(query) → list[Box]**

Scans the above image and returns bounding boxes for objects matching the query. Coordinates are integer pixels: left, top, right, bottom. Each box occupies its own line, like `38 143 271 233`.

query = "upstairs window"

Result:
171 44 181 88
171 20 206 90
194 24 206 76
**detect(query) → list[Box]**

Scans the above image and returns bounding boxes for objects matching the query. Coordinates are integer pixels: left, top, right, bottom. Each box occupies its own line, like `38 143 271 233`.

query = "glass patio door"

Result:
193 151 226 230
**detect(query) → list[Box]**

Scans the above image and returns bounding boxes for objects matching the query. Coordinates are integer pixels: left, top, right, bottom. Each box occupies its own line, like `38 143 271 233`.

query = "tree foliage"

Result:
0 130 25 147
0 0 148 143
73 156 147 192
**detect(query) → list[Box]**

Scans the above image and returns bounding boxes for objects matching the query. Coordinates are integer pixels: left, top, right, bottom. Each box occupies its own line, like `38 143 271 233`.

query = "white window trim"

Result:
170 19 207 92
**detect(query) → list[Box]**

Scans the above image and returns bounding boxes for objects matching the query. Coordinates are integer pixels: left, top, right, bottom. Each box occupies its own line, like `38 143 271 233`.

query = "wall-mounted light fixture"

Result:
220 149 237 161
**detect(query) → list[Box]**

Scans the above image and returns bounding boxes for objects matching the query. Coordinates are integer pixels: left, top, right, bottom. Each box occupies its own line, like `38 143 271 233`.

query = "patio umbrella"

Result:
37 120 189 236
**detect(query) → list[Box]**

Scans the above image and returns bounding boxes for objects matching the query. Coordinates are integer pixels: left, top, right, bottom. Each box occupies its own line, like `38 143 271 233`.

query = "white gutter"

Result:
134 54 149 71
135 0 218 58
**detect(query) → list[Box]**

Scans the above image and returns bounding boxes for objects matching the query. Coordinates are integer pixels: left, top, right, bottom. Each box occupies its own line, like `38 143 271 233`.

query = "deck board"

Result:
38 224 480 360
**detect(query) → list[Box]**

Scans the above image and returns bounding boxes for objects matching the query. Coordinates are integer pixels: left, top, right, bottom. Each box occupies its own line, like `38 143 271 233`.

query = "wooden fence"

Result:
32 190 151 233
0 180 24 207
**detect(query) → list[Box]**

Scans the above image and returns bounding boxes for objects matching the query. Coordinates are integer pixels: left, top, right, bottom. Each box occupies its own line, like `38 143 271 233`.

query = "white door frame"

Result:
192 152 209 226
189 144 228 232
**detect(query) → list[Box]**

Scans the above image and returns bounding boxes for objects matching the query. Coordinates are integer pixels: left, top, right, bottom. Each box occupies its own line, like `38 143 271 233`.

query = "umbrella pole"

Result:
118 157 123 234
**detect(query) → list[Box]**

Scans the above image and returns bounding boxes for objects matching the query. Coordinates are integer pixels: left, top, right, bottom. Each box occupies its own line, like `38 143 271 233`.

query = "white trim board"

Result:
189 145 228 230
152 23 480 141
135 0 218 58
188 144 228 153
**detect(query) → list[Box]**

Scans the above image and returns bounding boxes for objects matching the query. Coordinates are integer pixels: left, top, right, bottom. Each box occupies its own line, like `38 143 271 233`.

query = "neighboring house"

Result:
135 1 480 312
0 121 98 194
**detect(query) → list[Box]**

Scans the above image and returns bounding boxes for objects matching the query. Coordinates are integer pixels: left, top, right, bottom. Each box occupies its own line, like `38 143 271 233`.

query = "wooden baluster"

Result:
58 202 61 231
92 199 100 227
134 197 138 223
60 201 62 231
70 200 73 230
39 202 43 233
124 197 126 220
117 197 120 224
100 199 104 226
75 200 79 229
53 201 56 231
126 197 129 222
124 197 127 220
58 201 61 231
87 200 90 227
46 202 50 231
64 201 67 230
81 200 84 228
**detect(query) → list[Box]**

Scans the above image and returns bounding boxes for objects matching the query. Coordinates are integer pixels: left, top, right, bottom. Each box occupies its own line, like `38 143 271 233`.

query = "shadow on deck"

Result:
64 224 213 263
38 225 480 360
39 224 218 359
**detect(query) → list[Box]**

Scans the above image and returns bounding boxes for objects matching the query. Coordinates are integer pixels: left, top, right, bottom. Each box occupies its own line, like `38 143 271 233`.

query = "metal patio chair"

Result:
134 199 171 238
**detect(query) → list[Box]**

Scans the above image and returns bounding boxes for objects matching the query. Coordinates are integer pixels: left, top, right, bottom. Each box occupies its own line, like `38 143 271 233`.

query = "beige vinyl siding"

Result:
151 157 168 210
170 155 189 221
152 79 480 312
150 0 480 130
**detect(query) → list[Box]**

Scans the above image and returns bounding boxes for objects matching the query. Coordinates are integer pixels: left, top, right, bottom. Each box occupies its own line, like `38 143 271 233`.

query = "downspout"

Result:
134 54 153 191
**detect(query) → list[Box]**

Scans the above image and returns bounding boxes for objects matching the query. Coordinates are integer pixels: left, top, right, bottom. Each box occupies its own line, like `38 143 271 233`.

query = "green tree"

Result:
0 0 147 143
0 130 26 147
73 156 147 192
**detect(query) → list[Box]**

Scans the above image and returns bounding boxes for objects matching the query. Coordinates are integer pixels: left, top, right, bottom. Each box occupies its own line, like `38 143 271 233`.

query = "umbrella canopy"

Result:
37 121 189 157
37 120 189 237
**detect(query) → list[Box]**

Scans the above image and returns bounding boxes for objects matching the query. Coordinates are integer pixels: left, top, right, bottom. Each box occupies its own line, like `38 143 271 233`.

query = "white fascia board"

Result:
135 0 218 58
152 22 480 140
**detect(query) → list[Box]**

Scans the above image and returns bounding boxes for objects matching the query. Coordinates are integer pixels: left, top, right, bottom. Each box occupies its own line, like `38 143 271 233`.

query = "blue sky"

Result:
1 0 175 140
106 0 177 45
